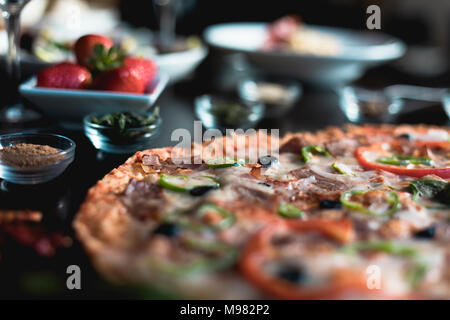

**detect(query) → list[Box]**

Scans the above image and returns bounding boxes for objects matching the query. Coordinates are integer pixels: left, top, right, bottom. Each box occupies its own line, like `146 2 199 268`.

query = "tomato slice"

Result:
239 219 370 299
355 141 450 178
239 219 416 299
286 219 355 244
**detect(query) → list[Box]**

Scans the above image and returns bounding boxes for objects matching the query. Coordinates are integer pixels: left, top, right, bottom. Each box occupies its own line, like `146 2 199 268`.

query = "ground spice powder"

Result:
0 143 62 168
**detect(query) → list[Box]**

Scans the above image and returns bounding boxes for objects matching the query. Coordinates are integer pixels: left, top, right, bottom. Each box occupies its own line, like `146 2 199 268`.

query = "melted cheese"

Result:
414 129 449 141
262 153 302 181
125 134 449 299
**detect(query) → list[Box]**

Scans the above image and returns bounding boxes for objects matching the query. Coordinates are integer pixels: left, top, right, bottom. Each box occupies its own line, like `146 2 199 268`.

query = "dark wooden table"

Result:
0 54 448 299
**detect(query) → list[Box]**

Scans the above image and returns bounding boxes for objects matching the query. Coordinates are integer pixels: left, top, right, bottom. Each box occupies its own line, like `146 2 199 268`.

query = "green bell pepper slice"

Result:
165 203 235 231
206 157 243 168
278 202 305 219
340 190 400 217
301 145 331 163
376 155 431 166
158 174 219 192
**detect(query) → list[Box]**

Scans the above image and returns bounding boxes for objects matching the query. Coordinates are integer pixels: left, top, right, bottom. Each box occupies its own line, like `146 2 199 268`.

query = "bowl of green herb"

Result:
83 108 162 154
194 95 264 131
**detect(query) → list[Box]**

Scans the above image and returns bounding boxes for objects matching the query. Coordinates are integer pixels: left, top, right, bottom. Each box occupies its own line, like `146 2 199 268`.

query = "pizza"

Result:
74 124 450 299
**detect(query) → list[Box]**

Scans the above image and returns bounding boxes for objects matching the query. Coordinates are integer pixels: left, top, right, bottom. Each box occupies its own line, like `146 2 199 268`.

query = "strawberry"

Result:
93 66 145 94
93 57 158 94
74 34 114 68
37 62 92 89
124 57 158 89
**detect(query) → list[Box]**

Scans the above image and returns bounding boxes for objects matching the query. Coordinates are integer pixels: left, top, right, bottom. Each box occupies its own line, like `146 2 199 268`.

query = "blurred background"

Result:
9 0 450 78
0 0 446 133
0 0 450 119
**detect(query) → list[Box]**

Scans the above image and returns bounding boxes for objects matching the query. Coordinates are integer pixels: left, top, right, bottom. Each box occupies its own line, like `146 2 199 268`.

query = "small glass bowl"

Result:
442 89 450 120
83 112 162 154
194 94 264 131
0 133 76 184
338 86 404 123
238 76 302 118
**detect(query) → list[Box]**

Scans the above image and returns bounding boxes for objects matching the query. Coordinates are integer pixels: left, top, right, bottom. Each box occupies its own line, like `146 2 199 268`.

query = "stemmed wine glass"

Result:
0 0 39 123
153 0 177 51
